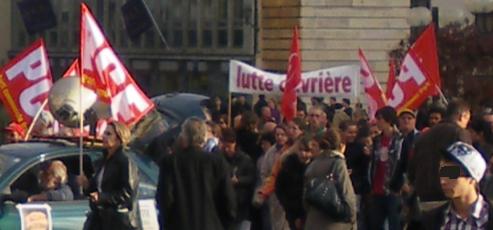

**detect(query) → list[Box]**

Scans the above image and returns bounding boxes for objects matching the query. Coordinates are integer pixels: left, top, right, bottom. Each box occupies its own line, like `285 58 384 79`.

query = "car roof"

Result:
152 93 209 123
0 141 100 159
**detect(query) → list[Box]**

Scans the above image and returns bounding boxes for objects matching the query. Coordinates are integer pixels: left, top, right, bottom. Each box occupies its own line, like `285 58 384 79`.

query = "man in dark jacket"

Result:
417 141 491 229
220 128 256 230
156 117 236 230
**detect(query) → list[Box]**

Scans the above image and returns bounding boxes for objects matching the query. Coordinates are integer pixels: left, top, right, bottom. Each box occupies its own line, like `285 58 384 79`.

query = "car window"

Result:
9 152 101 201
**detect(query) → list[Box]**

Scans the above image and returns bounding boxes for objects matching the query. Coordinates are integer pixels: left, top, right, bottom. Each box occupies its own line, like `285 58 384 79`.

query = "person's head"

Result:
214 96 222 106
179 117 208 149
398 109 417 135
308 106 325 130
262 121 277 134
239 111 258 131
324 128 343 152
217 114 228 129
237 95 246 104
467 117 493 144
220 128 237 158
103 121 131 151
439 142 486 199
339 120 358 144
4 122 25 143
446 99 471 129
296 108 306 120
369 121 381 138
375 106 398 130
287 118 305 140
342 98 351 107
268 98 277 109
274 125 289 146
428 106 446 127
31 111 54 136
261 106 272 120
481 107 493 124
39 160 68 190
297 133 322 163
259 132 276 152
310 97 320 106
329 97 336 105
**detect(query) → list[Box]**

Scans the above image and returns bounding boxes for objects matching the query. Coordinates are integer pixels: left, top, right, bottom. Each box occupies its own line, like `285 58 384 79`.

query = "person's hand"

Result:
294 218 303 230
231 175 239 185
76 175 89 189
89 192 99 203
252 191 265 208
401 183 413 195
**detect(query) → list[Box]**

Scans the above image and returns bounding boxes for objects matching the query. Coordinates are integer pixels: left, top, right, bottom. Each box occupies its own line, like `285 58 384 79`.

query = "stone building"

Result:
0 0 413 98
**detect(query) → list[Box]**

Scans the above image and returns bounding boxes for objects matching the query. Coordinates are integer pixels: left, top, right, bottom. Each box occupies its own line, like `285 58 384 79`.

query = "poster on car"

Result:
16 203 52 230
138 199 159 230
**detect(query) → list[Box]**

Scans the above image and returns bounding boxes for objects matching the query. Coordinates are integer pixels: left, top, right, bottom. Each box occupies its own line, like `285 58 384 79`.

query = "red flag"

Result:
358 49 386 120
0 39 53 130
281 26 301 122
80 3 154 125
388 24 440 111
62 59 80 78
386 59 396 100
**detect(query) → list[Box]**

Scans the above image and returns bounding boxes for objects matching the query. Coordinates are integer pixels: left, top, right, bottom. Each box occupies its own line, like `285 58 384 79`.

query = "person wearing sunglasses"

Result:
418 141 492 229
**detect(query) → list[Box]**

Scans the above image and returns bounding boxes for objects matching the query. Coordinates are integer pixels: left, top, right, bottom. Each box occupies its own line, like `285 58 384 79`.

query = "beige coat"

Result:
303 151 357 230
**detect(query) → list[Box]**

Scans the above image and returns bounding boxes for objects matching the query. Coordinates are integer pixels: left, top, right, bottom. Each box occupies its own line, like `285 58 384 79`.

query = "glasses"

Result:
439 165 462 179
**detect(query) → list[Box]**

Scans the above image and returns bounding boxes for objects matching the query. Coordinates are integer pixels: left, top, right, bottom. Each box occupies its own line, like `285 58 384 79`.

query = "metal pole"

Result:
24 99 48 141
141 0 169 49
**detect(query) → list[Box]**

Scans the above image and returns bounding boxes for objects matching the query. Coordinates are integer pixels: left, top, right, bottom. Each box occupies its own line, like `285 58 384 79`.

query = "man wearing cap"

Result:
418 141 493 229
4 122 25 143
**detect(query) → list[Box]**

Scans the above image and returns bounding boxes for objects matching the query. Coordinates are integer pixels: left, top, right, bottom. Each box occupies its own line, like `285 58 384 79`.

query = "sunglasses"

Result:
439 165 461 179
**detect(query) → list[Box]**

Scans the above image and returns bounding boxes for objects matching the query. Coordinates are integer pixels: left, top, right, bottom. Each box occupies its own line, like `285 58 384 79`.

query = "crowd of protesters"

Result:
4 93 493 230
151 93 493 230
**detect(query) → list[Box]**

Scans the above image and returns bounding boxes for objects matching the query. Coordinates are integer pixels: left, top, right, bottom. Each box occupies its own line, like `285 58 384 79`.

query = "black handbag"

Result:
304 159 351 221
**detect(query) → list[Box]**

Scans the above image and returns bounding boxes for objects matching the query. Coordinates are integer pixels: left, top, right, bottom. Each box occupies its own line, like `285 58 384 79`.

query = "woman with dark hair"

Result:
303 129 357 229
254 125 292 230
276 133 318 230
77 121 139 230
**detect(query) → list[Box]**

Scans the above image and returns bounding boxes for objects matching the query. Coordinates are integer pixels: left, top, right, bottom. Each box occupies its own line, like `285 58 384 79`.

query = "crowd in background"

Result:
151 93 493 230
5 93 493 230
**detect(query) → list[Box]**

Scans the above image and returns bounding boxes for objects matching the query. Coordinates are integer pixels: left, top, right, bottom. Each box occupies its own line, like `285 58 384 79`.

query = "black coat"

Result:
223 151 256 222
275 154 306 222
236 129 261 164
156 147 237 230
345 142 371 195
84 148 139 230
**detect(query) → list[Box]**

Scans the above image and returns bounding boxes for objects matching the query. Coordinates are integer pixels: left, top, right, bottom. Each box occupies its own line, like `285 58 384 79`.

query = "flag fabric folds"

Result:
80 3 154 125
281 26 302 122
388 24 441 111
358 48 386 120
0 39 53 130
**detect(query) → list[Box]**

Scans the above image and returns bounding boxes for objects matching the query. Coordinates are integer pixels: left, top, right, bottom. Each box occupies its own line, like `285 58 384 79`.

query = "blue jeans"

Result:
368 194 402 230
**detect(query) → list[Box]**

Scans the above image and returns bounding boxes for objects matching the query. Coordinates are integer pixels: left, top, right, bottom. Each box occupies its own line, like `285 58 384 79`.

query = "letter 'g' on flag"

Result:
281 26 301 122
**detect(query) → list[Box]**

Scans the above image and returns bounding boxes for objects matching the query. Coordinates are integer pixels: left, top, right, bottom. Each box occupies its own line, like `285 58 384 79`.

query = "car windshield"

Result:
0 154 20 178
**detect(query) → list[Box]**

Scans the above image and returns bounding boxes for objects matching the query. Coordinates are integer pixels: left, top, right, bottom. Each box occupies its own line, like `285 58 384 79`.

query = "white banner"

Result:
229 60 360 98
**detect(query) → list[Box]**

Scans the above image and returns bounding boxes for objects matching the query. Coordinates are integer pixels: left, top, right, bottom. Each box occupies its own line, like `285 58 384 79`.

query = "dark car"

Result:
0 140 159 229
130 93 210 159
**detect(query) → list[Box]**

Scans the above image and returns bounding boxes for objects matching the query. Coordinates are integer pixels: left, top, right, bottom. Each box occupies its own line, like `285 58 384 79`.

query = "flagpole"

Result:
24 99 48 141
435 85 448 106
228 93 232 127
141 0 169 49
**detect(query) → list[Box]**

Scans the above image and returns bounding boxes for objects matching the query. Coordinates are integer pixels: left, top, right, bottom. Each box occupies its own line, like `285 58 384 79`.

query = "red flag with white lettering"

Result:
388 24 440 111
80 3 154 125
358 49 386 120
0 39 53 130
62 59 80 78
386 59 396 100
281 26 301 122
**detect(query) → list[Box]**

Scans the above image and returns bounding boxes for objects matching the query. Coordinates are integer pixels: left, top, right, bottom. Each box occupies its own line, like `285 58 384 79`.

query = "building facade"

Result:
2 0 413 98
